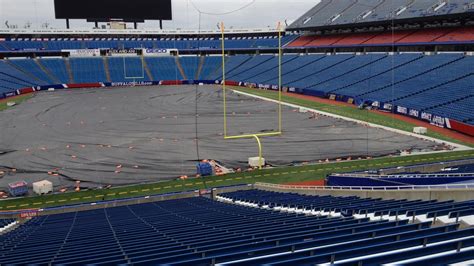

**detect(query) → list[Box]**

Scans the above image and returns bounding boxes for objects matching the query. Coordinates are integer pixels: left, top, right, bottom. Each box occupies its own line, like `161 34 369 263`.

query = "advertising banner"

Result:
108 48 138 57
64 49 100 57
409 109 420 118
396 106 408 115
421 112 432 121
431 115 445 127
107 81 155 87
143 48 177 57
20 210 38 218
383 103 393 111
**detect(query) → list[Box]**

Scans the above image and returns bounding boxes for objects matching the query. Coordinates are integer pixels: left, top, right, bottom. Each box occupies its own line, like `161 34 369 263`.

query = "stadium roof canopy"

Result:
288 0 474 31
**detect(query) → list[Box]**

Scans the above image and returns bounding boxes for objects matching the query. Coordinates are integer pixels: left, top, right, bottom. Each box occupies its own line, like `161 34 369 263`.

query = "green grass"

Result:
0 94 33 111
1 149 473 211
232 87 473 148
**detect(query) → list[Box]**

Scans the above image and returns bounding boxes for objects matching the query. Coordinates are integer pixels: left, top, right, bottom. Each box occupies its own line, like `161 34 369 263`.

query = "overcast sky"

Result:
0 0 317 30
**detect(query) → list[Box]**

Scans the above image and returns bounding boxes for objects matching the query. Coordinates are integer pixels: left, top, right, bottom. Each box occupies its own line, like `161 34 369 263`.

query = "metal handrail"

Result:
330 172 474 179
255 182 474 191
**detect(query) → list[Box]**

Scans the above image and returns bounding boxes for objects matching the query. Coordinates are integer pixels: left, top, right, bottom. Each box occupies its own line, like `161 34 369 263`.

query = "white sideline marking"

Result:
232 89 471 151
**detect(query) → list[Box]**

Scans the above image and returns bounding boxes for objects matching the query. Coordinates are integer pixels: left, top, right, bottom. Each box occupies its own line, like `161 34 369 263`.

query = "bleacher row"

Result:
0 35 297 52
1 192 473 265
0 52 473 125
222 53 474 125
289 26 474 48
0 57 182 88
0 219 15 229
441 163 474 173
327 163 474 187
2 26 473 52
289 0 474 30
327 173 474 187
218 190 474 224
0 219 18 235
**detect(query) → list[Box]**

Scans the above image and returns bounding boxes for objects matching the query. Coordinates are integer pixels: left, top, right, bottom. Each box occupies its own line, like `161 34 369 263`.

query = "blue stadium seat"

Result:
1 192 473 265
1 52 473 124
68 57 107 83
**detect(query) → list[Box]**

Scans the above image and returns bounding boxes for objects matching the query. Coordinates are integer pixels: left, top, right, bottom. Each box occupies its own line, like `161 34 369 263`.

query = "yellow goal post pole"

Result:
278 21 283 133
221 22 227 138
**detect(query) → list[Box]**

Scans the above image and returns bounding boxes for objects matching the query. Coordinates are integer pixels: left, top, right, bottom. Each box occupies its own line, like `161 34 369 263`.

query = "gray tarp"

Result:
0 86 440 189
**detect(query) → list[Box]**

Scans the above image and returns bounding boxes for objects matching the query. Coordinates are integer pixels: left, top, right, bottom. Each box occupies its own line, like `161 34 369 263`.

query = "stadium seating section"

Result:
288 0 474 30
1 192 473 264
0 35 297 51
327 173 474 187
440 163 474 173
1 1 473 264
1 52 473 125
0 219 15 228
2 26 472 51
288 26 474 48
327 163 474 187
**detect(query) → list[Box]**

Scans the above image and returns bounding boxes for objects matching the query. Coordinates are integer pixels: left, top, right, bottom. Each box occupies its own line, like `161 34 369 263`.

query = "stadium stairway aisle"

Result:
0 191 473 265
0 60 44 92
179 56 200 81
144 57 183 80
68 58 107 83
236 55 299 85
8 59 54 85
199 56 222 80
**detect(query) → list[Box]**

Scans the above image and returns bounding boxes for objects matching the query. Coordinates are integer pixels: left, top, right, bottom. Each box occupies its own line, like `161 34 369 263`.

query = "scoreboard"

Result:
54 0 172 21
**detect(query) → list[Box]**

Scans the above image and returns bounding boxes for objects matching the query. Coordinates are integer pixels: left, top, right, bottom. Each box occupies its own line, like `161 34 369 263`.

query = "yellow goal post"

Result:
220 21 284 169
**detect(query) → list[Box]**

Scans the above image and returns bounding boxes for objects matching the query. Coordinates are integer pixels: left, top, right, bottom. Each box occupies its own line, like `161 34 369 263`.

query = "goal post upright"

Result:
221 22 227 138
278 21 282 133
221 21 284 169
123 55 145 82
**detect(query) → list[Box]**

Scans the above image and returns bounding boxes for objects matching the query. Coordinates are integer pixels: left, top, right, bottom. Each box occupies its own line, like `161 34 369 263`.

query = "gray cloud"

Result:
0 0 317 30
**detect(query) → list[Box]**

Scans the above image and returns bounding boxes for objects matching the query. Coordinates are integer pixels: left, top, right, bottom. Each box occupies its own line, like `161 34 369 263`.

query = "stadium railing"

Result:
255 182 474 191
